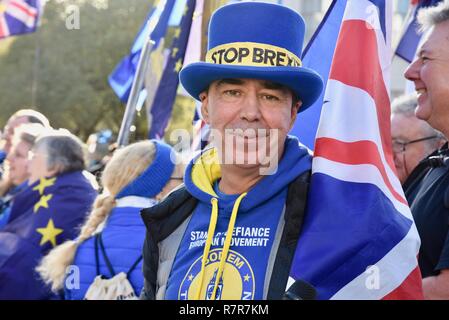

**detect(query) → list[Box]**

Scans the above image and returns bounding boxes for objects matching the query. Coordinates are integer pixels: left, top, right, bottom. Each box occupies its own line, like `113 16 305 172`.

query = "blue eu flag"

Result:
108 0 176 102
0 171 97 299
148 0 196 139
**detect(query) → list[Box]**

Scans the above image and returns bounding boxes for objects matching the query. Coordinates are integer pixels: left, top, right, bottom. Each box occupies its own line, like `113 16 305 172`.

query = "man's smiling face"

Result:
200 78 300 170
404 21 449 135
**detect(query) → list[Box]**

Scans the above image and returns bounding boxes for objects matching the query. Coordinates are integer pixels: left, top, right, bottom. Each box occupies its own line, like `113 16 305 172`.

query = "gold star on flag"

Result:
33 177 56 195
173 27 181 40
33 194 53 213
188 274 194 281
149 40 165 81
244 274 250 282
193 10 201 21
36 219 63 247
171 47 179 58
183 5 188 17
174 59 183 73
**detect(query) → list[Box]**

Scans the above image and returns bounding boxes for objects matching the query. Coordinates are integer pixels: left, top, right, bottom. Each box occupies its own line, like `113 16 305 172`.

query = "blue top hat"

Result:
180 2 324 112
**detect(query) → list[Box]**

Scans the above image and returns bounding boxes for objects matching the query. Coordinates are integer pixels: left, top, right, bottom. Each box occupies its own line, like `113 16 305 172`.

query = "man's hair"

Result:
11 109 51 128
34 129 86 174
418 0 449 32
392 93 445 141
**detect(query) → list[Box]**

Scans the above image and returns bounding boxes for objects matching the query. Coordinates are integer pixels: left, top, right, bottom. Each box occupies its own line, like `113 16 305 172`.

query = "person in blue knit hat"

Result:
141 2 323 300
37 140 184 299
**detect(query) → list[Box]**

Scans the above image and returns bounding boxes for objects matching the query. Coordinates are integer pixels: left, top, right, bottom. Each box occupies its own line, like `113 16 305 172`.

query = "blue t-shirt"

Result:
164 180 287 300
163 136 312 300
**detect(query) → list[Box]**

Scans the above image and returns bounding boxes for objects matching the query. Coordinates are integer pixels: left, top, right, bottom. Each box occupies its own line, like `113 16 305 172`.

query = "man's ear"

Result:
289 100 302 129
47 164 62 179
200 92 210 124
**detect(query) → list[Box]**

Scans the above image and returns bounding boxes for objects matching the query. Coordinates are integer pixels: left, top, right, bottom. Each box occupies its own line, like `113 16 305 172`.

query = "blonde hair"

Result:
37 140 159 292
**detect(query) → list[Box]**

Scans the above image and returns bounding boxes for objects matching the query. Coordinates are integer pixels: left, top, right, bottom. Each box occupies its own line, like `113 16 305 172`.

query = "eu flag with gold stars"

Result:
0 171 97 299
108 0 176 102
148 0 196 139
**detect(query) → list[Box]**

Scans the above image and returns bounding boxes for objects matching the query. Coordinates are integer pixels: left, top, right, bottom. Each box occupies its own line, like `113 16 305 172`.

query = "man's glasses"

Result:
392 136 438 153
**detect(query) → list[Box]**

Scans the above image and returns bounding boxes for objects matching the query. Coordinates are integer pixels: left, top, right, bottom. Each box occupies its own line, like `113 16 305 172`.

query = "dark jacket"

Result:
404 143 449 277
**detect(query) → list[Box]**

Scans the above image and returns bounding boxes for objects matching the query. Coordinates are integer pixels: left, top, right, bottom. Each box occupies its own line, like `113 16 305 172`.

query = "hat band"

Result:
205 42 302 68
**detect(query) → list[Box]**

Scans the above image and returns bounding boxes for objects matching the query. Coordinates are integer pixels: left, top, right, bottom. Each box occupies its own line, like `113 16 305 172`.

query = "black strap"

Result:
126 255 143 278
95 232 143 279
445 185 449 211
403 144 448 192
94 233 100 276
98 233 116 277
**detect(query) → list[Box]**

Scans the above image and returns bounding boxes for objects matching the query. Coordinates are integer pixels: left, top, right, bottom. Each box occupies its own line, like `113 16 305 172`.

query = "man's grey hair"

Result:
391 93 420 117
418 0 449 32
392 93 445 142
34 129 86 175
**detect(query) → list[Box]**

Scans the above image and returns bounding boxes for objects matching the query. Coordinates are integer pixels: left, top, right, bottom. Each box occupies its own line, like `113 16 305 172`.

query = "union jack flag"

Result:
395 0 442 63
289 0 424 299
0 0 41 40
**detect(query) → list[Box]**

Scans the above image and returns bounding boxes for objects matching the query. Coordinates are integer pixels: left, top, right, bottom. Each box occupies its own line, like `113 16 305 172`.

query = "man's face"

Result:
391 113 436 184
6 140 31 186
404 21 449 135
201 78 300 171
3 116 28 154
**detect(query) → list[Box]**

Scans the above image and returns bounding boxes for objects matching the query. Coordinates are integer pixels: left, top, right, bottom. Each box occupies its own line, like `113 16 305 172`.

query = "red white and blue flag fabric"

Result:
289 0 347 150
0 0 41 39
395 0 442 63
289 0 423 299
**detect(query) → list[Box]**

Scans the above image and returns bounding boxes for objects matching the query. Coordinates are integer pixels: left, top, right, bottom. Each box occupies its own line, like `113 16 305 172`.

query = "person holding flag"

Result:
141 1 322 300
140 1 423 300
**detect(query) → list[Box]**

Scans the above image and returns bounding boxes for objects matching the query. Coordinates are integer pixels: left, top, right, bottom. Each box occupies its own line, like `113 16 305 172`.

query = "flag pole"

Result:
117 32 155 147
31 28 40 106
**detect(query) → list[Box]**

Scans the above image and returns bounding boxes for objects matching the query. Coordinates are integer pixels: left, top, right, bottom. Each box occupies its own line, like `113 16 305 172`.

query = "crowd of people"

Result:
0 109 185 299
0 1 449 300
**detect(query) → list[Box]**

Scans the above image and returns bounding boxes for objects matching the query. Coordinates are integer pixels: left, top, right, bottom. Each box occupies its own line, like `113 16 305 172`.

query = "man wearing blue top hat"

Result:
141 1 323 300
